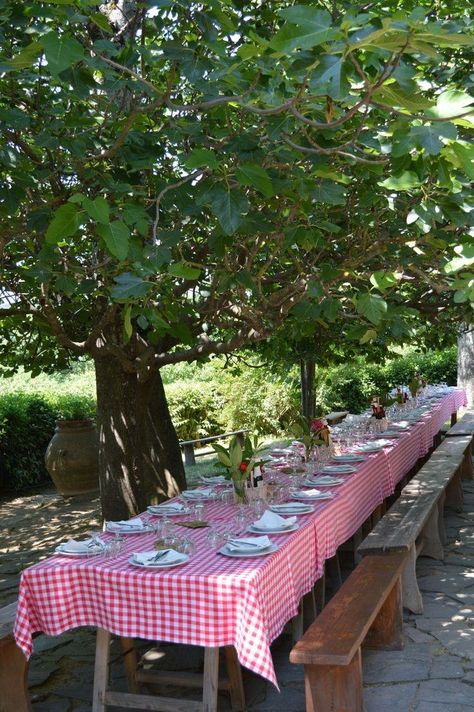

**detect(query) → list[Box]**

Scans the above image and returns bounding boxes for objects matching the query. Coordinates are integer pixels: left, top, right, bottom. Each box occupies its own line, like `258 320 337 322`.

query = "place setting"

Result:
129 548 190 569
105 517 154 534
290 487 334 501
54 536 107 558
247 509 298 535
303 475 345 487
269 502 314 515
147 501 188 516
218 535 278 558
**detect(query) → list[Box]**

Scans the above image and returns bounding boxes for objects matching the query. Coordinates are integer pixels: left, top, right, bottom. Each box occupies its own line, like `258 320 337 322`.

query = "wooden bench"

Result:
444 410 474 480
290 551 406 712
0 601 32 712
179 429 249 466
358 449 464 614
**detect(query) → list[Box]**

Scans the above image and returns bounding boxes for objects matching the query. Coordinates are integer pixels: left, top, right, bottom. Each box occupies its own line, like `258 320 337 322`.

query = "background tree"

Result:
1 0 473 518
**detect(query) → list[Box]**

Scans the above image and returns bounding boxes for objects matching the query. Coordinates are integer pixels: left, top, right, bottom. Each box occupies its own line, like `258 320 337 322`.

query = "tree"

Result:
1 0 473 518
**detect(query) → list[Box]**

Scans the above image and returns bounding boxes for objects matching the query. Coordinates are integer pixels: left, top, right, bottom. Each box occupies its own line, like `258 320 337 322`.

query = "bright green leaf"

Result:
168 262 202 280
45 203 81 243
97 221 130 260
356 293 388 325
211 189 249 235
185 148 219 170
379 171 421 191
235 163 273 197
39 32 85 75
83 197 110 224
10 41 42 70
370 271 398 291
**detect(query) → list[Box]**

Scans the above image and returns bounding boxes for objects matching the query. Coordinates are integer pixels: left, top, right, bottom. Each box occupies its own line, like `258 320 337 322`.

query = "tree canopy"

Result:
1 0 474 515
1 0 473 376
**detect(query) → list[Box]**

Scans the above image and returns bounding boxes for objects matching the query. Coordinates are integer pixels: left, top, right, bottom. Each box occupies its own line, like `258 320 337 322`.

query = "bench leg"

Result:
461 450 474 481
402 544 424 614
365 577 403 651
314 573 326 613
0 636 32 712
303 648 363 712
438 492 447 545
445 469 464 511
419 506 444 561
451 412 457 427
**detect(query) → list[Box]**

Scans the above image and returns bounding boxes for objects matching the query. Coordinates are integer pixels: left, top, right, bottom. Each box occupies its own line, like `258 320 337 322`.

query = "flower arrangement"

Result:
212 434 268 502
293 415 330 462
409 372 427 398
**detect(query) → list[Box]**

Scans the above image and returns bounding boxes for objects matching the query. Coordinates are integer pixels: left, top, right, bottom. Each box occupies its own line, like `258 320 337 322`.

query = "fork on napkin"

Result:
182 488 213 499
58 537 104 553
150 502 184 512
132 549 182 566
226 536 271 552
252 510 296 530
106 517 146 531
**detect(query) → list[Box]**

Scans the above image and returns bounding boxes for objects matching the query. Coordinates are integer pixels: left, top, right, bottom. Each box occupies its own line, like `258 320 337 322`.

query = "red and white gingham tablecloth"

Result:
14 389 466 687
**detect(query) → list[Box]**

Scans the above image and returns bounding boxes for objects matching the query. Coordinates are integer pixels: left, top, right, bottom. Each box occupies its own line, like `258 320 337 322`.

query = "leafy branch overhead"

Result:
0 0 473 377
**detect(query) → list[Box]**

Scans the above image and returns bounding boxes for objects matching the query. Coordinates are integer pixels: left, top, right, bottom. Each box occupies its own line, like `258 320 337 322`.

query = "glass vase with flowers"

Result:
212 434 268 504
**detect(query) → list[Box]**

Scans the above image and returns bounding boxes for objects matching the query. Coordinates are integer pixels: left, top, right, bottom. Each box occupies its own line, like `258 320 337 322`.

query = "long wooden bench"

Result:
290 551 406 712
444 411 474 480
0 601 32 712
358 448 464 614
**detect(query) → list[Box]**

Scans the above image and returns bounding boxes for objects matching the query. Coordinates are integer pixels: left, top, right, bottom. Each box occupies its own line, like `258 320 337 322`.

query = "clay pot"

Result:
45 419 99 496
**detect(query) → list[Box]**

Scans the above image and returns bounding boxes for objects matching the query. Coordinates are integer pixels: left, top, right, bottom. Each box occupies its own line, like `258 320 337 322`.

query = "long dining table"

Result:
14 387 466 710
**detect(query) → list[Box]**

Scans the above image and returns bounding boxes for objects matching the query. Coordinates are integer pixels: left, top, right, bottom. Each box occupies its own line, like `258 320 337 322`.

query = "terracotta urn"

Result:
45 419 99 496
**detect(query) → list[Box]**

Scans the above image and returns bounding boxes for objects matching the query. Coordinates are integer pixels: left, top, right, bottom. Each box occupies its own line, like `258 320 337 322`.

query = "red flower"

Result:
310 418 325 433
239 461 248 472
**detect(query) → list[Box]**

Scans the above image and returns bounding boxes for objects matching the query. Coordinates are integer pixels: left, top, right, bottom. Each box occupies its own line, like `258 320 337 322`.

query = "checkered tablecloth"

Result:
14 389 466 687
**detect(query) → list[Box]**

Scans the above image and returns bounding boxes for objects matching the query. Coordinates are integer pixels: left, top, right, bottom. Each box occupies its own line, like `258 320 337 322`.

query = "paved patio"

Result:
2 481 474 711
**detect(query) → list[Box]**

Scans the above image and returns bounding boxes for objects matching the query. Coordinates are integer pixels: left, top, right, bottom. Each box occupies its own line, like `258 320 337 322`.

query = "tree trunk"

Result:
458 326 474 408
94 356 186 521
300 357 315 418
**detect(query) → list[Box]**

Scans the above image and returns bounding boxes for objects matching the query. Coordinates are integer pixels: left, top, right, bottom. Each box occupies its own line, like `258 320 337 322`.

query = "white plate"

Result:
269 504 314 514
383 431 402 437
247 523 298 534
129 553 189 569
182 491 215 500
106 524 153 535
147 506 186 517
333 454 367 462
356 444 384 453
321 465 356 474
305 477 344 487
219 543 278 558
291 492 334 501
55 544 103 557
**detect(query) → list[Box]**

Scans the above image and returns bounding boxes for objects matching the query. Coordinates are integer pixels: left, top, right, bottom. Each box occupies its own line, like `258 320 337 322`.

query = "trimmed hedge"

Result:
0 346 459 494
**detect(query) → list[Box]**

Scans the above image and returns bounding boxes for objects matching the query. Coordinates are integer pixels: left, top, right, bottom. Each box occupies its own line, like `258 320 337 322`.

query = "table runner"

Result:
14 388 466 687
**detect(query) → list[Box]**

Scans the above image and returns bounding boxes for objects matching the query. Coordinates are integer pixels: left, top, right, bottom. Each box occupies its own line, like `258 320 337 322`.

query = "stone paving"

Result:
2 482 474 711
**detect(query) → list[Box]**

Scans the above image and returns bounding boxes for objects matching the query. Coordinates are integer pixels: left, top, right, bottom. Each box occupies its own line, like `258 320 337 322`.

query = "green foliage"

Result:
316 347 457 414
165 381 223 441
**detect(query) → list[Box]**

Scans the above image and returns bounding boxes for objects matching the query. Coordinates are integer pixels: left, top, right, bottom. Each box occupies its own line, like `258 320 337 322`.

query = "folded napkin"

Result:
151 502 184 512
226 536 271 552
296 488 324 498
270 502 311 512
107 517 145 531
59 537 102 553
253 510 296 530
200 475 228 485
182 488 213 499
322 465 354 473
133 549 182 566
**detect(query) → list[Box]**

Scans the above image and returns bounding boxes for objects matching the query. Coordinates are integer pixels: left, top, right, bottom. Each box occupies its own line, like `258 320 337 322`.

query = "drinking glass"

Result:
206 527 223 550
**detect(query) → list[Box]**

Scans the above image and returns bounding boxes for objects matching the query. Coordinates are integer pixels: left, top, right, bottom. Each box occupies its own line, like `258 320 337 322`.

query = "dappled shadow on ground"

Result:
0 488 101 606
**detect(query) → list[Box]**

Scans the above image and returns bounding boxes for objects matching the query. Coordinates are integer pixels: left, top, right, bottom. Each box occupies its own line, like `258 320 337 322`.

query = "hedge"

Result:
0 346 459 494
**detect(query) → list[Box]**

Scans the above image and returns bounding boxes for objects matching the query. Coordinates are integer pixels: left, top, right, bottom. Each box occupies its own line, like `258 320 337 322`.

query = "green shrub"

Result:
316 347 457 415
165 381 224 440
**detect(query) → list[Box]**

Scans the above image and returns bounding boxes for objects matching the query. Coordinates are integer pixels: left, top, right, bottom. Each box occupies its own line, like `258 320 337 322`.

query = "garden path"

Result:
2 482 474 711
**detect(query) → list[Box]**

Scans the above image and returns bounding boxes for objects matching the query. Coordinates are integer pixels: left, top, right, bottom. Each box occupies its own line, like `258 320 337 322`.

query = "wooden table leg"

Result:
0 636 32 712
119 636 140 693
224 646 245 712
202 647 219 712
92 628 111 712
